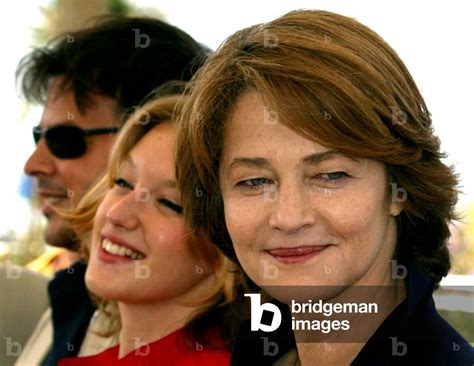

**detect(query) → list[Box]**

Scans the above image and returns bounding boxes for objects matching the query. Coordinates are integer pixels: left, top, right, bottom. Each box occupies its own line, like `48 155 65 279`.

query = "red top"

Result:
58 328 230 366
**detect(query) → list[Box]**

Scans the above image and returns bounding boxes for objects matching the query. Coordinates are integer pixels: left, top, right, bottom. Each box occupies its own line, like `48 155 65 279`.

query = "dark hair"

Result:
176 10 458 285
16 15 209 123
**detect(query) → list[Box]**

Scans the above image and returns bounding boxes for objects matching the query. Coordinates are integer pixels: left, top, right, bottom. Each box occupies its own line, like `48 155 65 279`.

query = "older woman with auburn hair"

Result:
56 94 235 365
176 10 473 366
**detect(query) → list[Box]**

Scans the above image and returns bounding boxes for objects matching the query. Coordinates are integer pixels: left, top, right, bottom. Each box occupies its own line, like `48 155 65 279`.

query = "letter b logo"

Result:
246 293 282 332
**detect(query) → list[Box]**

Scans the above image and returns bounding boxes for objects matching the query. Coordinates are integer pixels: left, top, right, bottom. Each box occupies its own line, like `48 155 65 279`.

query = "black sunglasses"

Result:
33 124 119 159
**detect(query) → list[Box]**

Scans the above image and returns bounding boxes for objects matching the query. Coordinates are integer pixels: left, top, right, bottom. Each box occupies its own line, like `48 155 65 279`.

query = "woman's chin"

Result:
85 275 120 301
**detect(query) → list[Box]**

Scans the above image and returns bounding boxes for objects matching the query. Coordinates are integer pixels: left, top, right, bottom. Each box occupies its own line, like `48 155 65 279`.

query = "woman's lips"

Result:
98 246 135 264
267 245 329 264
97 236 145 264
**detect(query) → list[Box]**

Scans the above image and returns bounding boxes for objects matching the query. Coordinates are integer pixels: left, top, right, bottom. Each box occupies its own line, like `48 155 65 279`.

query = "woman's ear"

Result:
389 200 403 217
386 174 404 217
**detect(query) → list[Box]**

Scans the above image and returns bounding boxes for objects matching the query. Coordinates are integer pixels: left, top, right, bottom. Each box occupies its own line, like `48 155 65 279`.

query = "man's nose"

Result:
24 139 56 177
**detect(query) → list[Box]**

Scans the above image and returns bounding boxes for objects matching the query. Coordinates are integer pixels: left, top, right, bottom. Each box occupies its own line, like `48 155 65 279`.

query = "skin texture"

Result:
86 123 216 357
24 78 119 248
219 91 403 302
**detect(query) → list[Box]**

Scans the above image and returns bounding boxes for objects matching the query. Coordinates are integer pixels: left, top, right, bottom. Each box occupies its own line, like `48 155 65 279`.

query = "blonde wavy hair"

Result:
62 94 237 344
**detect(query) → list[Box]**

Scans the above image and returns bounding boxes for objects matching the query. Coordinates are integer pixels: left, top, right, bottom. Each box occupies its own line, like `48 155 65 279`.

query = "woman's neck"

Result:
116 273 216 359
117 300 187 358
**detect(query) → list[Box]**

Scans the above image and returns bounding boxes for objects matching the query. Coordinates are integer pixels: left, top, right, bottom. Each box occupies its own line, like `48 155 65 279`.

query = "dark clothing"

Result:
231 299 295 365
41 261 96 366
230 263 474 365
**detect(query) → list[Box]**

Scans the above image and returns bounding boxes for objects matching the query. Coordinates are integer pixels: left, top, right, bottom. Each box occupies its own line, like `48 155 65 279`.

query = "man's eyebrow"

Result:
39 120 78 128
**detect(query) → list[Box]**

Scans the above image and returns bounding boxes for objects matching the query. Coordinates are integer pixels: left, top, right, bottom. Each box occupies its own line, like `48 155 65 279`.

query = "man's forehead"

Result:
40 82 119 129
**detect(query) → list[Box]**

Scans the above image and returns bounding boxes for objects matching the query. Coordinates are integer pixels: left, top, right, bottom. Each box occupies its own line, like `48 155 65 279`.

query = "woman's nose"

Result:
105 191 140 230
268 183 316 234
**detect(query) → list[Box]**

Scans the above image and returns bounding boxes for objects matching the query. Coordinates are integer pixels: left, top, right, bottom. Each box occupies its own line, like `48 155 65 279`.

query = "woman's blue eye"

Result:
114 177 133 189
320 172 349 181
158 199 183 214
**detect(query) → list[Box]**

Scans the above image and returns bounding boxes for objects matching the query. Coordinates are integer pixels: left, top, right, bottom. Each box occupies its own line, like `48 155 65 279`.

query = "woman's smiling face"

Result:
219 91 402 301
86 122 213 304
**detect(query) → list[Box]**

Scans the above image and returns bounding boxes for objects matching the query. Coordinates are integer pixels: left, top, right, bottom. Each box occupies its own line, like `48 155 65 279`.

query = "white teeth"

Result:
118 246 126 256
101 239 144 260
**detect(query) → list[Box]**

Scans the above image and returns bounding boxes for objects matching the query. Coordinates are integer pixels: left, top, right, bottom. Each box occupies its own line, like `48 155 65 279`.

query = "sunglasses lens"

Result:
33 128 41 144
45 126 86 159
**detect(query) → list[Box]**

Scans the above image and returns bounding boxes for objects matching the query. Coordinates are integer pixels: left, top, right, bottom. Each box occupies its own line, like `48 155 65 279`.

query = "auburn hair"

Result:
175 10 458 285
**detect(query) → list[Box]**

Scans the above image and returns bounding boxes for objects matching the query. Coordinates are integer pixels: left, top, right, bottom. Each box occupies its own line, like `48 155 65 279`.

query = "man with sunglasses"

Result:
8 16 208 366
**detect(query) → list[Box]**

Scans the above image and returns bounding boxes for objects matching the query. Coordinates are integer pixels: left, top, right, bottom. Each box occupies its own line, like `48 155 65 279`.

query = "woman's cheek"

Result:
324 189 383 236
149 225 189 250
224 202 255 246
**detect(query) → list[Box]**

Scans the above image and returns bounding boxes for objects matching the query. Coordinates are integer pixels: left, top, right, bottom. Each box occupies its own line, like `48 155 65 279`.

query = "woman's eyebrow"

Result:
228 150 346 169
302 150 358 165
228 157 270 171
159 179 178 189
123 154 135 167
227 151 359 173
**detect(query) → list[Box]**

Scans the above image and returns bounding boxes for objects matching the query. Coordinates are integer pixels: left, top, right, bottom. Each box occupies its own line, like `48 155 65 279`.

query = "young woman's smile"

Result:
86 123 213 304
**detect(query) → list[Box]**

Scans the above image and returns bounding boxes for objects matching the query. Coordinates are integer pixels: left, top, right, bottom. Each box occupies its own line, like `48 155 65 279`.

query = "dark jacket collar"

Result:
42 260 96 366
230 262 473 365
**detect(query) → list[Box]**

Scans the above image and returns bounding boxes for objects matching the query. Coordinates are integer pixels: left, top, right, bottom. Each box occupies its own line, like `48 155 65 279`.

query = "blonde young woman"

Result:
58 94 234 365
175 10 473 366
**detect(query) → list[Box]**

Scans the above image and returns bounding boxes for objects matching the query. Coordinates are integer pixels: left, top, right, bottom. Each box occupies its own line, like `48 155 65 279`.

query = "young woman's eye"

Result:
237 178 272 189
114 177 134 189
158 198 183 214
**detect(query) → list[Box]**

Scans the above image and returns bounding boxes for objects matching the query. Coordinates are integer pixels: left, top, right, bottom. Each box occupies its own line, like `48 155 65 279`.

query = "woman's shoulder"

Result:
174 327 231 365
356 290 473 365
416 308 473 364
58 327 231 366
58 345 119 366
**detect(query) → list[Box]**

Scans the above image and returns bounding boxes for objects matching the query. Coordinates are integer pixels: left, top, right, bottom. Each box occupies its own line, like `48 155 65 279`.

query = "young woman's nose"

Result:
105 191 140 230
